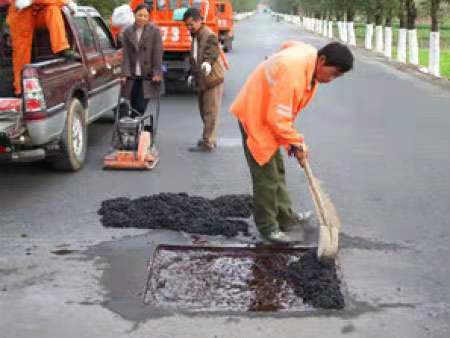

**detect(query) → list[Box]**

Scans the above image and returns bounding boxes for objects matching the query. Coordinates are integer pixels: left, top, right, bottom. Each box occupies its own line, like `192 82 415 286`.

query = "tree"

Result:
78 0 124 17
404 0 419 64
232 0 260 12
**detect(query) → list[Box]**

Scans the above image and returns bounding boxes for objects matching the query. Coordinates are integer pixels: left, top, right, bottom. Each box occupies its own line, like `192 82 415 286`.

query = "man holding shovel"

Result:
230 41 353 243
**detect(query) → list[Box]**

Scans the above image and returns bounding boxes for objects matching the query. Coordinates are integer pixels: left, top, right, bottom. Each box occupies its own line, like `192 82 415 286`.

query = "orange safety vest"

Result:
230 41 318 166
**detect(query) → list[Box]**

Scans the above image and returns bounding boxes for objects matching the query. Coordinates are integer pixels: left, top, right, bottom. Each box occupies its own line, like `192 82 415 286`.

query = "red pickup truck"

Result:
0 4 122 171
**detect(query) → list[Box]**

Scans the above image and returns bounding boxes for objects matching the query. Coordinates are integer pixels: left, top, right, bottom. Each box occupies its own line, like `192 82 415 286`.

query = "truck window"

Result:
91 17 114 51
192 0 202 9
157 0 165 10
169 0 177 10
73 17 97 54
0 11 12 61
144 0 154 9
217 4 225 13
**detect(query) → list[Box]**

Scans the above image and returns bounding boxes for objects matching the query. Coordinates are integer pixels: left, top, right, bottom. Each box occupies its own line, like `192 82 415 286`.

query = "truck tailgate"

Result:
0 98 23 138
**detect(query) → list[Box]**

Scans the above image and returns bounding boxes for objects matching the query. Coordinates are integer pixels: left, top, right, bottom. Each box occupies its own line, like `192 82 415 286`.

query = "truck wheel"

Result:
224 35 233 53
50 98 87 171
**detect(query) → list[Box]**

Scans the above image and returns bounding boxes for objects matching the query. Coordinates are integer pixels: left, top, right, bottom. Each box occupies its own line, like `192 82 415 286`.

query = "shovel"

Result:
303 159 340 262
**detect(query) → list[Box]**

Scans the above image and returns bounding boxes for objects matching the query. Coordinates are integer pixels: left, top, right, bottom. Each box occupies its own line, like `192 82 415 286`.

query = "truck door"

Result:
72 16 112 122
89 16 122 83
87 16 122 121
73 16 106 89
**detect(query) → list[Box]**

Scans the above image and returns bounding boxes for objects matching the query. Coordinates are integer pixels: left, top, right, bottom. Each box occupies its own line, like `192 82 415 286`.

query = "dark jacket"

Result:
190 25 223 91
121 22 163 99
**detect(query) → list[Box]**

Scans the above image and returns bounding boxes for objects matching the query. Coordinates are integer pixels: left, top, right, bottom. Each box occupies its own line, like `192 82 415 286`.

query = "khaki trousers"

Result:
198 83 224 146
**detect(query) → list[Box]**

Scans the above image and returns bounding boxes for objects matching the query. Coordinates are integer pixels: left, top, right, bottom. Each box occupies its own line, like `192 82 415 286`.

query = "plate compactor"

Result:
104 98 159 170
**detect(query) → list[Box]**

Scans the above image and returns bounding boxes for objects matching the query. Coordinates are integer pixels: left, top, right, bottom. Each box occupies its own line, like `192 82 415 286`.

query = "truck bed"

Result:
0 10 74 98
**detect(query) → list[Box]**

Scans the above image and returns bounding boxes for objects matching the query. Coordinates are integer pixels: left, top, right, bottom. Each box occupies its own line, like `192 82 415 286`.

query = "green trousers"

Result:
239 123 295 237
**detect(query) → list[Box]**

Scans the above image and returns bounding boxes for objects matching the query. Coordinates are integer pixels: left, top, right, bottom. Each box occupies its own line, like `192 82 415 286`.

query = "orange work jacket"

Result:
230 41 318 166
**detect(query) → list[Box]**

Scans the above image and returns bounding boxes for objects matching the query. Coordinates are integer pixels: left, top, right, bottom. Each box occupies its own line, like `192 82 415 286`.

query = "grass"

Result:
352 23 450 78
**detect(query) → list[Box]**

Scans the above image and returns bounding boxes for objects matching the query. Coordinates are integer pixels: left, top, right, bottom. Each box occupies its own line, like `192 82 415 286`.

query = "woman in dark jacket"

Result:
121 4 163 114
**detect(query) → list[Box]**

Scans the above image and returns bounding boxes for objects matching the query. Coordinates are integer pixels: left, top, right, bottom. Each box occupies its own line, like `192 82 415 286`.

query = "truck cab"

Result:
115 0 219 84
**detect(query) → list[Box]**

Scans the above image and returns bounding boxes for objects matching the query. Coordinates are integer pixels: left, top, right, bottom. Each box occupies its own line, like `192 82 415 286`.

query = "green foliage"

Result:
77 0 125 17
232 0 259 12
77 0 259 16
269 0 449 23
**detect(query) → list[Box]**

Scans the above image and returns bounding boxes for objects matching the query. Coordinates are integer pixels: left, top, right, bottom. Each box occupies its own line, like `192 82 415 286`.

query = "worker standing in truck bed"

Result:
7 0 80 96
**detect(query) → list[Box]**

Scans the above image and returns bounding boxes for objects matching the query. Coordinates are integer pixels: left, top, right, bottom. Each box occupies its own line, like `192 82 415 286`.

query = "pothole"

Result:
144 245 344 312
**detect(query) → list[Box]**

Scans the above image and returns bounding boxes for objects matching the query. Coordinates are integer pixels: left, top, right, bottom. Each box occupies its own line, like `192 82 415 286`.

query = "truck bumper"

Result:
0 148 46 163
163 56 191 82
26 107 67 146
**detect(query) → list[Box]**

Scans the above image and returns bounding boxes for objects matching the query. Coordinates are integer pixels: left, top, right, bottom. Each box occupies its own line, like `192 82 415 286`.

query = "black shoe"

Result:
59 49 82 61
189 143 214 152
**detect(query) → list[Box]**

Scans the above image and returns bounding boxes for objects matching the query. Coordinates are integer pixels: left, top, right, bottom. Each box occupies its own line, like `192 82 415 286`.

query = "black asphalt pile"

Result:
98 193 253 237
285 251 345 309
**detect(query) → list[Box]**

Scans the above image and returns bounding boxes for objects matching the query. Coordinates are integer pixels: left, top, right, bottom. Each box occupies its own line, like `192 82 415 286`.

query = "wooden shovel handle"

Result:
303 160 329 227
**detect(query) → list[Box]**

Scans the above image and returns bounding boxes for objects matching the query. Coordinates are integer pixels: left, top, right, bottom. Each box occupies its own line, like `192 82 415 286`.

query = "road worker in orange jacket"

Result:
7 0 80 95
230 41 354 243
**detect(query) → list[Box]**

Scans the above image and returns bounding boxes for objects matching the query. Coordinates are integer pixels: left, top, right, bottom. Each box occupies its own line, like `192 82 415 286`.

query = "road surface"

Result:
1 13 450 338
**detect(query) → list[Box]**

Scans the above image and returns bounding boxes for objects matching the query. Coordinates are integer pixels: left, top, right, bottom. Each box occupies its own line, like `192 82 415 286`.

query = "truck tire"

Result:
223 34 233 53
50 98 87 171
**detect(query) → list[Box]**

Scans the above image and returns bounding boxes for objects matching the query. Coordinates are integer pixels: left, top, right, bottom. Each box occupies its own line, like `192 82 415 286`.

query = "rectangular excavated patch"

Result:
144 245 344 312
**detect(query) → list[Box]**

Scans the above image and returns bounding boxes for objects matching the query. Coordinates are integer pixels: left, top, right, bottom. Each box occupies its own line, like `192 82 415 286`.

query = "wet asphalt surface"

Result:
1 13 450 338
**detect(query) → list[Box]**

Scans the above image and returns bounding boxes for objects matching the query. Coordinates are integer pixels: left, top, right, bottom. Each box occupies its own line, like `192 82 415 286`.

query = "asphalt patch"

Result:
51 249 77 256
284 251 345 309
144 245 344 311
98 193 252 237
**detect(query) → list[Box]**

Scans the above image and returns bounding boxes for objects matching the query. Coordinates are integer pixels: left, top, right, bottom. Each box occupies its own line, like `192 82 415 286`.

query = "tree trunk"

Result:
406 0 419 65
383 6 393 58
322 11 328 37
374 1 383 26
406 0 417 30
336 12 343 41
397 0 407 63
347 6 356 46
398 0 406 29
385 8 392 28
347 7 355 22
374 1 384 53
429 0 441 76
431 0 439 32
